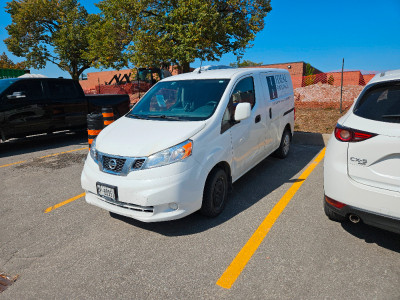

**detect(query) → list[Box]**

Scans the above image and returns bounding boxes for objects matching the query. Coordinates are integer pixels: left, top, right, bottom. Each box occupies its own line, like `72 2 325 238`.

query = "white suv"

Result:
324 69 400 234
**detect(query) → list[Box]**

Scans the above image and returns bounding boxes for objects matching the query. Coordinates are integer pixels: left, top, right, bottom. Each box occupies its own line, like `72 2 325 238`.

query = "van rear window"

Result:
354 81 400 124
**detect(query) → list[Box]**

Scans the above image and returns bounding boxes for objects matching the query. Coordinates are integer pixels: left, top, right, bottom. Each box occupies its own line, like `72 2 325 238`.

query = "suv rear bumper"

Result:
325 199 400 234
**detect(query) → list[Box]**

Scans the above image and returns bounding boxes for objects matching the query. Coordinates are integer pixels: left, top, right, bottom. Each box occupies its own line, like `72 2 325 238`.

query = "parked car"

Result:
81 67 295 222
0 78 130 141
324 69 400 234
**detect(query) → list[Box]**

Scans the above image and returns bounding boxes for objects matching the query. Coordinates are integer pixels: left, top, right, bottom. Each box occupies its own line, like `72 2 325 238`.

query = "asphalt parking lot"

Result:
1 132 399 299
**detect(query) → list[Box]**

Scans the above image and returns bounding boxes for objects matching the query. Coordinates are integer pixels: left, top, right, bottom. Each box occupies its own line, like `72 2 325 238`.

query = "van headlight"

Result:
90 139 98 162
143 140 192 169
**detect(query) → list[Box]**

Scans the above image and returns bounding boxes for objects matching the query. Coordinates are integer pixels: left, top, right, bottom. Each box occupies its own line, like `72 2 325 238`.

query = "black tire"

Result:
324 200 346 222
200 168 228 217
274 129 291 159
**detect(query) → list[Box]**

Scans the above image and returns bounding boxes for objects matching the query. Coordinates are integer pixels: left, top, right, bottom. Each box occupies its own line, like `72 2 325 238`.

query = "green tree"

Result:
5 0 96 80
0 52 26 69
95 0 272 72
304 63 315 76
229 60 263 68
304 63 316 86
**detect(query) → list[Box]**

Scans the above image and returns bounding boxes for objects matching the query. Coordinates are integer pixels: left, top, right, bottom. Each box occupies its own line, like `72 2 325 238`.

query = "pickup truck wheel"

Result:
274 130 291 159
200 168 228 217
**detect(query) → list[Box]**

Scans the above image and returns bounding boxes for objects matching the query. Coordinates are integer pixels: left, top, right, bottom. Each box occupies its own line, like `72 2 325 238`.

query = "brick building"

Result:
79 66 183 93
253 61 322 76
79 61 375 93
252 61 322 88
253 62 374 88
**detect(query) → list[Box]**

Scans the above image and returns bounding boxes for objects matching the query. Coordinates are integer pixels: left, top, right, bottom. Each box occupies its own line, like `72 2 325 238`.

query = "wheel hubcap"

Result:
212 177 226 209
283 134 290 155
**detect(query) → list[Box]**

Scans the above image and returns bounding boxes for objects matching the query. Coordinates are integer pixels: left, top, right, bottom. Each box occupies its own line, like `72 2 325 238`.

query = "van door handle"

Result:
269 108 272 119
255 115 261 123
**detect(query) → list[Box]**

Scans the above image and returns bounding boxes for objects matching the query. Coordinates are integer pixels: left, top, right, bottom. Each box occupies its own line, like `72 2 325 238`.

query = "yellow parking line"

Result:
0 147 88 169
39 147 89 159
0 160 27 168
216 148 326 289
44 193 86 213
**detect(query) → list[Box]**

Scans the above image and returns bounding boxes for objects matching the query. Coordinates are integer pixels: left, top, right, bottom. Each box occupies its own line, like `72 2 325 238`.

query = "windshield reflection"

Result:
128 79 230 121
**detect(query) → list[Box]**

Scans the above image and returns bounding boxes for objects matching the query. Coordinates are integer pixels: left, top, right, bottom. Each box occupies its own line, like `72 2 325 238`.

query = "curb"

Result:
292 131 331 146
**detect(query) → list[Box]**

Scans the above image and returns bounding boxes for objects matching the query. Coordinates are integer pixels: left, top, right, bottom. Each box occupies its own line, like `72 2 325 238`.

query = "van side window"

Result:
221 77 255 133
231 77 255 109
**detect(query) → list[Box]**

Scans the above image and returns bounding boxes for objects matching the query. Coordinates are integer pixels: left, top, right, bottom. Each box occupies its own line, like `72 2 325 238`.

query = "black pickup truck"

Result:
0 78 130 141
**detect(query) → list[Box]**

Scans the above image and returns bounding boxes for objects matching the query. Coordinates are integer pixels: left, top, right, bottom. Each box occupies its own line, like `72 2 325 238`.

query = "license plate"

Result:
96 183 117 201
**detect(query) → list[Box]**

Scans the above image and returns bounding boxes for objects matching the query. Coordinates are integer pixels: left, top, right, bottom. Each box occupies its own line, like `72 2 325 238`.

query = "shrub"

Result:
328 75 334 85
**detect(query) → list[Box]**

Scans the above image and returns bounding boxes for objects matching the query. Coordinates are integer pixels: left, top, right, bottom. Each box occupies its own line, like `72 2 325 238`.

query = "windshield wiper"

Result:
128 114 148 120
145 115 181 120
382 114 400 119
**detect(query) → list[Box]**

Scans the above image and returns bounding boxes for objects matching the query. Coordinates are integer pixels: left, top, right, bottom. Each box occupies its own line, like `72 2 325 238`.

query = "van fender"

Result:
195 144 232 193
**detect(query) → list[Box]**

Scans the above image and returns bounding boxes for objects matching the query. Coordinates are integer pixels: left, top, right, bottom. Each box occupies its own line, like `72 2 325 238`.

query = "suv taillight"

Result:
334 124 377 142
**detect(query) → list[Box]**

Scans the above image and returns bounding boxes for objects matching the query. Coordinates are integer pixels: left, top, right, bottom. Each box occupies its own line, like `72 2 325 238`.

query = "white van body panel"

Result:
97 117 206 157
261 71 294 149
229 73 270 180
81 68 295 222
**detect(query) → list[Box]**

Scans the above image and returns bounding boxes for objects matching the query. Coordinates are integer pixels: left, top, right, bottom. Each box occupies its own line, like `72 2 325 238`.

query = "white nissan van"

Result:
81 68 295 222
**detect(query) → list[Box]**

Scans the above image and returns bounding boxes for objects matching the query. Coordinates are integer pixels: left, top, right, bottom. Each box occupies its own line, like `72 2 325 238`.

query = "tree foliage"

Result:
304 63 315 76
229 60 263 68
5 0 96 80
95 0 272 72
0 52 26 69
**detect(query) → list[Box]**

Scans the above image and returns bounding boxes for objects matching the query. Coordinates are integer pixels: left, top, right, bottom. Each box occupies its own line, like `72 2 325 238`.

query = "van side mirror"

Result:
7 91 26 100
234 102 251 121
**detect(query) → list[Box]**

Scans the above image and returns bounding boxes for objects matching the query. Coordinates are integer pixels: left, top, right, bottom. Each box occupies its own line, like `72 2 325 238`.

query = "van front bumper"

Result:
81 155 205 222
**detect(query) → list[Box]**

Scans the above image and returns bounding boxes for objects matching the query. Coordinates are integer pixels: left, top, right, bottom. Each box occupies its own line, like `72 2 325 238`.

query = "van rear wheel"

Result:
200 168 228 217
274 130 291 159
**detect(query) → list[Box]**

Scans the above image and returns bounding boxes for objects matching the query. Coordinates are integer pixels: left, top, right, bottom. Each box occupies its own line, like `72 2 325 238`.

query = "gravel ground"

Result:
293 83 365 134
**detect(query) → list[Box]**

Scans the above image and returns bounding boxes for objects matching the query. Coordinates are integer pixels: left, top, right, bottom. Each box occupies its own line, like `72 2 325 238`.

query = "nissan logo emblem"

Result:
108 159 117 170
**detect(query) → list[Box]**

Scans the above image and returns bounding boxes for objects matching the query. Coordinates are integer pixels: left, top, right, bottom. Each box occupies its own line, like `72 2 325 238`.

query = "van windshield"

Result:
127 79 230 121
354 81 400 124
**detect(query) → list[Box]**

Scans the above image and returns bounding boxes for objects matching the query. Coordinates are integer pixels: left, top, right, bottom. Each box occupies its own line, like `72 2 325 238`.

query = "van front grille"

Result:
97 152 147 176
132 159 146 170
102 156 126 173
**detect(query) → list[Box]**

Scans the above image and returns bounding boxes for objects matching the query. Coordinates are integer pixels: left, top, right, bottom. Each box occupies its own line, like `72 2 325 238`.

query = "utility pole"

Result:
340 58 344 113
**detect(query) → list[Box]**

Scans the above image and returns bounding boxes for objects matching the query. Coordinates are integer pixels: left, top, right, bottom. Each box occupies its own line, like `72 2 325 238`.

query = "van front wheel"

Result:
275 130 291 159
200 168 228 217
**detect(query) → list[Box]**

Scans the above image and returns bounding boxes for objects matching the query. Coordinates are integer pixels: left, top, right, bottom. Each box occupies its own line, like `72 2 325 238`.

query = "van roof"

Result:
162 68 289 81
367 69 400 86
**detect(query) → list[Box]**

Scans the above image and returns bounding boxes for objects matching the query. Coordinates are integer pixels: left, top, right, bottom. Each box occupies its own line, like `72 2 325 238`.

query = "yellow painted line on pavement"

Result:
44 193 86 213
39 147 89 159
0 147 88 169
0 160 27 168
216 148 326 289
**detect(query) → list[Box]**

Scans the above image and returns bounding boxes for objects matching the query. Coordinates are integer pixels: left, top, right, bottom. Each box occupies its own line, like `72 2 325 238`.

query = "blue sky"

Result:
1 0 399 78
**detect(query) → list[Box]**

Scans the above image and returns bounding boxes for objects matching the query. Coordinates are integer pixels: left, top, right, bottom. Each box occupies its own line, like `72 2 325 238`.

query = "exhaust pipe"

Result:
349 214 360 224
